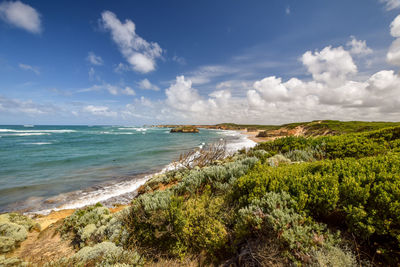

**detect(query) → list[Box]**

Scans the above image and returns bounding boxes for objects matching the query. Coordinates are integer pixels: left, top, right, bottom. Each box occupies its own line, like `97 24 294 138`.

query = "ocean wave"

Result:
1 133 51 136
100 131 134 135
0 129 76 133
23 142 52 145
118 127 147 132
33 174 153 215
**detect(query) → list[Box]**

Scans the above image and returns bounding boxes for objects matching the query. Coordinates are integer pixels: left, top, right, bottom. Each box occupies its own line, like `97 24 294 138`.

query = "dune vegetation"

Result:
1 123 400 266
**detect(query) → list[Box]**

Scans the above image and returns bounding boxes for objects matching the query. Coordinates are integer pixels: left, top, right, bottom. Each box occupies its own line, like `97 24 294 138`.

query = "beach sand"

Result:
240 130 271 143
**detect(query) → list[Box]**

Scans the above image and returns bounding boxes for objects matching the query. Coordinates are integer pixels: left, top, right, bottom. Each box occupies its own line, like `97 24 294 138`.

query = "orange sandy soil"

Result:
7 204 128 265
241 125 308 143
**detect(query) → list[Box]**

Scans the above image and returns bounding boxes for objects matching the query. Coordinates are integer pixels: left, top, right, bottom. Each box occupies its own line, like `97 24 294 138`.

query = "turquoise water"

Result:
0 125 247 213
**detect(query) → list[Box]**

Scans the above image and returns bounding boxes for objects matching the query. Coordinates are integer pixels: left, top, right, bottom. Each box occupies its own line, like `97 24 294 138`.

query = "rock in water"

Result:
170 126 199 133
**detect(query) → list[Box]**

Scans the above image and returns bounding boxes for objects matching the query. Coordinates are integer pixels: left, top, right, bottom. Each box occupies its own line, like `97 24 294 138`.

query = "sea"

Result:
0 125 255 214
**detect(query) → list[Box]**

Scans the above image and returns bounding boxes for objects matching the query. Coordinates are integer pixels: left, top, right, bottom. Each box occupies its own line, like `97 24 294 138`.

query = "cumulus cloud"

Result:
0 1 41 34
100 11 163 73
301 46 357 86
138 78 160 91
166 76 205 113
380 0 400 10
87 52 103 65
347 36 373 55
387 15 400 65
156 25 400 124
18 63 39 75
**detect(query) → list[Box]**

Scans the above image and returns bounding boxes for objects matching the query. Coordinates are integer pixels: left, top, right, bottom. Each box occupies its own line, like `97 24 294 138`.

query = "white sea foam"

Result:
118 127 147 132
23 142 52 145
0 129 76 133
1 133 51 136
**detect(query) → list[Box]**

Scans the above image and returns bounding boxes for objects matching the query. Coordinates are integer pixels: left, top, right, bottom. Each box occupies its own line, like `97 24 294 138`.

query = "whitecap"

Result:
0 129 75 133
23 142 52 145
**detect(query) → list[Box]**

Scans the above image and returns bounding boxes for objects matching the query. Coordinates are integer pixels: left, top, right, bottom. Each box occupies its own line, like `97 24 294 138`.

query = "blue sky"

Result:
1 0 400 125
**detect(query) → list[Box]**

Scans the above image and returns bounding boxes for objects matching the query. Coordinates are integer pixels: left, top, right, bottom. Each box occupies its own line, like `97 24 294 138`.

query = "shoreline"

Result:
9 129 257 224
240 129 273 143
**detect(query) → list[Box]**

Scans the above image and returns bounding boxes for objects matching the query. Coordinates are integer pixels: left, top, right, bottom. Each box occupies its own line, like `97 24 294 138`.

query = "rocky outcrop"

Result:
170 126 199 133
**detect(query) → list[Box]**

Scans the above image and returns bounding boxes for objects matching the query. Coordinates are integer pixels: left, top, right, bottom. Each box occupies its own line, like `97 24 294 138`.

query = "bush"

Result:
46 242 143 267
234 192 356 264
59 203 112 248
0 255 28 267
233 153 400 261
0 236 16 253
180 192 228 257
284 149 317 162
254 126 400 160
0 213 38 254
173 157 258 195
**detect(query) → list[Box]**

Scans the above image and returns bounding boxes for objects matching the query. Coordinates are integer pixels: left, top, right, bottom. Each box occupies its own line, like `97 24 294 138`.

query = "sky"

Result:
0 0 400 125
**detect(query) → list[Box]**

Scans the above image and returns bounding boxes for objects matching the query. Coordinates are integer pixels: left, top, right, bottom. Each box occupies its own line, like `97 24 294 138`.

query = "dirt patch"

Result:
9 220 75 265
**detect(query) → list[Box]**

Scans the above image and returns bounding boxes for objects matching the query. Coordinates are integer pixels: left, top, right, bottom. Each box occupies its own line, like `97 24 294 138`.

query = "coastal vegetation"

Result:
1 121 400 266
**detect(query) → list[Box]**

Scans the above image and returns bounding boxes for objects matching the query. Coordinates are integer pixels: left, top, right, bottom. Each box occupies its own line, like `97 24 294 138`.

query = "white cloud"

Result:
100 11 163 73
347 36 373 55
285 6 291 15
387 15 400 65
252 76 289 102
380 0 400 10
87 52 103 65
301 46 357 86
0 1 41 34
387 38 400 65
114 62 130 73
187 65 239 85
18 63 39 75
172 55 186 65
83 105 117 117
138 78 160 91
0 95 57 115
121 86 135 96
136 96 154 107
79 83 135 96
390 15 400 37
165 76 205 113
157 37 400 124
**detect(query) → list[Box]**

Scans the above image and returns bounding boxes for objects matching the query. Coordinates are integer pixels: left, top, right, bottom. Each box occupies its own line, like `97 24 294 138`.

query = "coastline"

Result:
240 129 272 143
16 129 257 225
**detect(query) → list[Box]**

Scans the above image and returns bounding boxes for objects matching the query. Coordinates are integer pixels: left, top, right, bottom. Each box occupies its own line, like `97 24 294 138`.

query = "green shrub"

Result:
234 192 354 264
0 236 16 253
0 255 28 267
254 126 400 160
0 213 40 232
124 190 184 254
180 192 228 257
233 153 400 261
284 149 317 162
173 157 258 195
266 154 291 167
59 203 112 248
46 242 143 267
